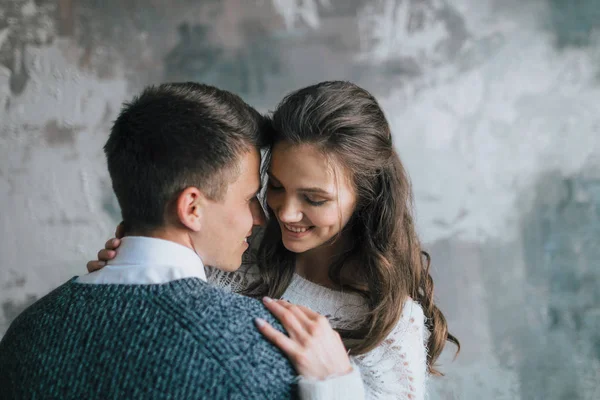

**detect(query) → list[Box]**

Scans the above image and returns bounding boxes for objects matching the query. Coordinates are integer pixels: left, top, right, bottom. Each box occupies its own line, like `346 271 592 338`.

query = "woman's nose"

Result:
277 196 303 223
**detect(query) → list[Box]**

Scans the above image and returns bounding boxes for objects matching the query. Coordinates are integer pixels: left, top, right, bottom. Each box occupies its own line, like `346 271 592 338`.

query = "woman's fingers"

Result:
105 238 120 250
276 300 317 317
97 249 116 262
88 246 115 272
257 298 352 379
273 300 315 328
294 304 322 320
86 260 105 273
85 238 120 274
255 318 301 357
262 298 309 342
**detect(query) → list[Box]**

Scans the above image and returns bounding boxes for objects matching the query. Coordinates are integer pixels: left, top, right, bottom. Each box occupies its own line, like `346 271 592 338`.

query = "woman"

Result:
90 81 459 399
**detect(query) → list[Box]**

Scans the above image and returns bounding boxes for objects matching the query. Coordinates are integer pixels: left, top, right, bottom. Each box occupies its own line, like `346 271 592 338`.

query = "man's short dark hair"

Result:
104 82 267 233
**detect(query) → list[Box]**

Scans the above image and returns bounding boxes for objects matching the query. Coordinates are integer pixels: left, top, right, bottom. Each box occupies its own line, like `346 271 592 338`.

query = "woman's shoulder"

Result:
399 297 426 324
387 296 427 343
205 263 260 293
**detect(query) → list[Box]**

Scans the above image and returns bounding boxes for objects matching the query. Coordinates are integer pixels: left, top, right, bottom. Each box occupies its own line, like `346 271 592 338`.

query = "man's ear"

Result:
175 187 208 232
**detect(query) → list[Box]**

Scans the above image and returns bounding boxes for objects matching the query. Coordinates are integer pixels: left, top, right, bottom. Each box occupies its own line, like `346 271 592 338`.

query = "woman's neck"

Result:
294 236 353 289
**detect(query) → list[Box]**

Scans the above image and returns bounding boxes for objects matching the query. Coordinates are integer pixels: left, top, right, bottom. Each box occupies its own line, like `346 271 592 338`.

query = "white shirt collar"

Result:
77 236 207 285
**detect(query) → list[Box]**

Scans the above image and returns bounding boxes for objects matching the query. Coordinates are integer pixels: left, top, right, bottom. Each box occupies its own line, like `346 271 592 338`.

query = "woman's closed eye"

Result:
304 195 327 206
267 178 328 206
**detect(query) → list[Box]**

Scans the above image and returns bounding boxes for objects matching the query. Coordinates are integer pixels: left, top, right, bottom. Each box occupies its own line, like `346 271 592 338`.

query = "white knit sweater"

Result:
207 263 428 400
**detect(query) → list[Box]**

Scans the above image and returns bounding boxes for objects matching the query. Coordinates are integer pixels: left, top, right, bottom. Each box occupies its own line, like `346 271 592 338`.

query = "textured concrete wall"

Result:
1 1 599 398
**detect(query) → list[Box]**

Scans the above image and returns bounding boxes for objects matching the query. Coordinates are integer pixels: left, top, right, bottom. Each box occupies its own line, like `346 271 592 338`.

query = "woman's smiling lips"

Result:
282 223 314 238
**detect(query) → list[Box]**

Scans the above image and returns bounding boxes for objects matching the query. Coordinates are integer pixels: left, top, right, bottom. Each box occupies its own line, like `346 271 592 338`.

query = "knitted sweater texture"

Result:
0 277 296 400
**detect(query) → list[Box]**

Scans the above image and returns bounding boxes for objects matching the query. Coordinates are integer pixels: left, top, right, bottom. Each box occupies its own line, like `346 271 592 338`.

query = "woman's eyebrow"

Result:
268 172 332 195
297 187 331 195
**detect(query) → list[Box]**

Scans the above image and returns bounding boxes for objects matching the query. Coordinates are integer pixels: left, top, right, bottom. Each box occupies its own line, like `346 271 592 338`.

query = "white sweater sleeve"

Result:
297 362 365 400
353 299 428 400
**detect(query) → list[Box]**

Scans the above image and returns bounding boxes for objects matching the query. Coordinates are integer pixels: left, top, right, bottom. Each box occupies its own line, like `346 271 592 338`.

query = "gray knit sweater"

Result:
0 277 296 399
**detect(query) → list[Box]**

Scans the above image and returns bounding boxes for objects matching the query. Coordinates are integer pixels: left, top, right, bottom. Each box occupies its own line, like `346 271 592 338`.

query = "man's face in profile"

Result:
195 148 264 271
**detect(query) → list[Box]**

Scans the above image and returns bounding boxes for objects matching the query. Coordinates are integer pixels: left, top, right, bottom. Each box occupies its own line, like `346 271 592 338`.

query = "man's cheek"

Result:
227 207 248 230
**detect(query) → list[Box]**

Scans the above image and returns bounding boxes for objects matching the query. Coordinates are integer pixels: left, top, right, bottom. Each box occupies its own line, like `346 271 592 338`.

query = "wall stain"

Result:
99 102 112 125
547 0 600 49
164 18 282 97
41 215 89 226
2 274 26 289
57 0 75 37
44 119 83 147
2 295 38 322
518 170 600 399
0 0 57 95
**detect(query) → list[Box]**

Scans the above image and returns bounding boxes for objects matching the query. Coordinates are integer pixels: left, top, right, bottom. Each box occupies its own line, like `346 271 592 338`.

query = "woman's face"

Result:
266 142 357 254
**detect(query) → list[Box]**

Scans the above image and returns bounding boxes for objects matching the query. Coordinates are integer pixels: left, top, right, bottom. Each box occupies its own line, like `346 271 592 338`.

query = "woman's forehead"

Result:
271 143 333 177
270 142 354 190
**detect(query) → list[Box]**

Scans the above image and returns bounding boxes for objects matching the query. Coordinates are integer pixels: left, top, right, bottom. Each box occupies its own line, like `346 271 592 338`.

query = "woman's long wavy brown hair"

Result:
245 81 459 374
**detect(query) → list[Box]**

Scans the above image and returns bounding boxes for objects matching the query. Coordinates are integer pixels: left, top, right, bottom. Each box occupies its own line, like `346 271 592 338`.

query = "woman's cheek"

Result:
307 206 341 227
265 191 280 211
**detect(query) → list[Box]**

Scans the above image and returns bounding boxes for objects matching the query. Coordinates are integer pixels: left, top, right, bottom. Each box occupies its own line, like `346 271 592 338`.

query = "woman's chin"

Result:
282 239 310 254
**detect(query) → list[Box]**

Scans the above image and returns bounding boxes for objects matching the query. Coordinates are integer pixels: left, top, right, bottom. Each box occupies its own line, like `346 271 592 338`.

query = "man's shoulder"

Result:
1 278 285 356
142 280 298 392
180 281 284 331
0 278 80 348
4 278 76 318
0 278 297 399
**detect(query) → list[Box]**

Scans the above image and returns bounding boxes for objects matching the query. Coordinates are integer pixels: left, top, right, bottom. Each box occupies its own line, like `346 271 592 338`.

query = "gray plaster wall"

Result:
1 1 599 398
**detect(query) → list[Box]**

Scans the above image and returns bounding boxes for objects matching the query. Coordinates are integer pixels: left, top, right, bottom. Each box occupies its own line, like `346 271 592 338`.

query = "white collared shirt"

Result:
77 236 207 284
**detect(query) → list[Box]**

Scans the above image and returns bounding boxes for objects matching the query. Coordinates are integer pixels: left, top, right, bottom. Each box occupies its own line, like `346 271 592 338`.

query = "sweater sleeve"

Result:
353 299 428 400
297 361 365 400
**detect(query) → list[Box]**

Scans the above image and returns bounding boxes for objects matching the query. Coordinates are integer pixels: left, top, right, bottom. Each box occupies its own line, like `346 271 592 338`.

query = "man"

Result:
0 83 363 399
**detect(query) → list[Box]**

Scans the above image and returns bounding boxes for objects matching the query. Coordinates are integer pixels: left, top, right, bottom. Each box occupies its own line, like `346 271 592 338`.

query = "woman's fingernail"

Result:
255 318 266 327
112 239 118 246
99 261 106 266
263 296 273 303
